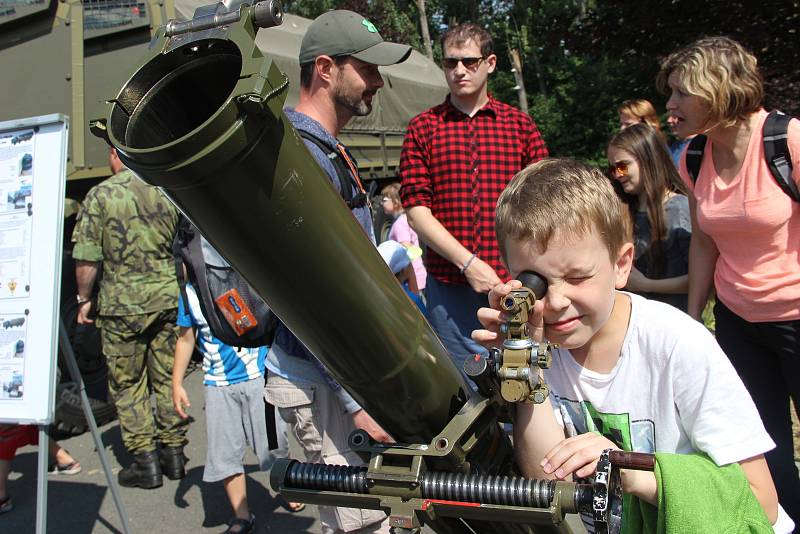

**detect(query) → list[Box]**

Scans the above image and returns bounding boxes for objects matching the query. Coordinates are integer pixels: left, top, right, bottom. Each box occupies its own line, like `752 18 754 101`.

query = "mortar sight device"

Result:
464 271 555 404
93 3 651 532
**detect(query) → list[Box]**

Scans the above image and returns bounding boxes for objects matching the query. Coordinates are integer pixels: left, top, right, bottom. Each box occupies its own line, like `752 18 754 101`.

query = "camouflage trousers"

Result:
97 309 188 454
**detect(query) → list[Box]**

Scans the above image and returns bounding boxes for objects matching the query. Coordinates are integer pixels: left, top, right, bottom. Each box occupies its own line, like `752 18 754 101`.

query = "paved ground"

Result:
2 365 591 534
9 359 799 534
3 366 322 533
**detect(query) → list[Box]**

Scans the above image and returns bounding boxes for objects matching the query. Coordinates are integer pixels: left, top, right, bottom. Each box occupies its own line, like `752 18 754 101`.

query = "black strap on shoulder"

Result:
297 130 367 209
685 134 708 185
172 215 194 315
763 110 799 202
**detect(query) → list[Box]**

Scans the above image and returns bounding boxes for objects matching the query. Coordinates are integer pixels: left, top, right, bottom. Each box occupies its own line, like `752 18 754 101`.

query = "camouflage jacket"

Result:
71 170 179 315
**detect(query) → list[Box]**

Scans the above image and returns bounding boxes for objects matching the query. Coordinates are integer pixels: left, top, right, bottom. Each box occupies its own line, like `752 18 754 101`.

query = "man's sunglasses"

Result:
608 160 632 176
442 56 485 70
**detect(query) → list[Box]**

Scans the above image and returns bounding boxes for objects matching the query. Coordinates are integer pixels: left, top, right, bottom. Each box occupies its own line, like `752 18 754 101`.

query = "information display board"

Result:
0 114 68 424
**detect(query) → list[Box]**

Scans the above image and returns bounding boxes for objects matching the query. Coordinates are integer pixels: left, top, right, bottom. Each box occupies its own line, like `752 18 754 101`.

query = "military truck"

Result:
0 0 447 433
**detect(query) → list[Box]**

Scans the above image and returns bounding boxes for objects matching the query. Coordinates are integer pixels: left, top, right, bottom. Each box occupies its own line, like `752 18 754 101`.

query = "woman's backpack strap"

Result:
763 110 799 202
685 134 708 185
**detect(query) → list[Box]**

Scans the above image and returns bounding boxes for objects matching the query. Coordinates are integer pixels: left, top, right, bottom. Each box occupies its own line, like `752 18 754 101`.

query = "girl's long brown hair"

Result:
608 123 687 277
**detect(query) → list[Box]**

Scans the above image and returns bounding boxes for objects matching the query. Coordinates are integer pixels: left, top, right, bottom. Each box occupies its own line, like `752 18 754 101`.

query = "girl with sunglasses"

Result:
607 122 691 311
659 37 800 529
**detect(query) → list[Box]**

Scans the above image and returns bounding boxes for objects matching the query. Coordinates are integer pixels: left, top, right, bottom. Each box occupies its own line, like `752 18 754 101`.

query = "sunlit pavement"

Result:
4 365 590 533
4 366 320 533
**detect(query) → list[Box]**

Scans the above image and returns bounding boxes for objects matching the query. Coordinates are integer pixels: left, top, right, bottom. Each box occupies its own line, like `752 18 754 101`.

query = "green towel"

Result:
621 453 772 534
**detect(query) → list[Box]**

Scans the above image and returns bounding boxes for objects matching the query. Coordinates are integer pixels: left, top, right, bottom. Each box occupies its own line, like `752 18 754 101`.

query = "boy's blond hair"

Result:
496 158 632 262
656 36 763 129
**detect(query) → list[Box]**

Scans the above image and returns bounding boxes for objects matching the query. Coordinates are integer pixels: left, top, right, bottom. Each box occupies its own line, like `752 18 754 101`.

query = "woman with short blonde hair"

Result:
657 36 763 129
659 36 799 530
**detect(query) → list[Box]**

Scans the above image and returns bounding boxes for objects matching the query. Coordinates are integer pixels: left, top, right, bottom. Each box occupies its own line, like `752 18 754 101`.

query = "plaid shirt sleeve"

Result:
399 113 433 209
521 114 549 165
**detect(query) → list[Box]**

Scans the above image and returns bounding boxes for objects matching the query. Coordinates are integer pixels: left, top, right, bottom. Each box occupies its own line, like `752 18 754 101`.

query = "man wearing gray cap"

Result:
263 10 410 534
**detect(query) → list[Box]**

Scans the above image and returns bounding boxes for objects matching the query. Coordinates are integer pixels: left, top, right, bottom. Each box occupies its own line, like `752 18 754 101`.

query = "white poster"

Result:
0 311 29 400
0 129 35 214
0 114 68 424
0 214 32 299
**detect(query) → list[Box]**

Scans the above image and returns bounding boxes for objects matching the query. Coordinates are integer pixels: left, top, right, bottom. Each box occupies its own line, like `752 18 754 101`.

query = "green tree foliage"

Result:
487 0 798 162
284 0 422 50
575 0 800 117
283 0 799 164
282 0 336 18
481 1 622 162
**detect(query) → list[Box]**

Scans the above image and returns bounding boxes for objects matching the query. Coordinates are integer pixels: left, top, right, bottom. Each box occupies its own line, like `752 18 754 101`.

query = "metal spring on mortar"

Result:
420 472 555 508
285 462 555 508
286 462 369 494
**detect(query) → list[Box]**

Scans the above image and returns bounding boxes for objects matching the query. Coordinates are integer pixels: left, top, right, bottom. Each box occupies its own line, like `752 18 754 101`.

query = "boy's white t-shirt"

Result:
547 292 774 466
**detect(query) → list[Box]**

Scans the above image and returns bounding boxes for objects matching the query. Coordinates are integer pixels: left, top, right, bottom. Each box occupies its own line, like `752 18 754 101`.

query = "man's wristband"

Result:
76 295 91 305
460 253 477 274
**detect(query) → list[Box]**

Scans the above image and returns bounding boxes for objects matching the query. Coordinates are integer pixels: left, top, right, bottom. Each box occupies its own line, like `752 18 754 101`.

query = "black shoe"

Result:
158 445 187 480
223 513 255 534
118 450 163 489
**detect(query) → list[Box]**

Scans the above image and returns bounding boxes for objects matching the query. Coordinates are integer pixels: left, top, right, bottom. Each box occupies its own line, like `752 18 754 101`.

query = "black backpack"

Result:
685 110 798 202
173 216 278 348
297 130 370 209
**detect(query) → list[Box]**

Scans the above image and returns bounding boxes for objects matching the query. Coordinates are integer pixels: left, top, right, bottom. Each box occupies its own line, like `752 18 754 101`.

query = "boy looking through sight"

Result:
473 158 788 530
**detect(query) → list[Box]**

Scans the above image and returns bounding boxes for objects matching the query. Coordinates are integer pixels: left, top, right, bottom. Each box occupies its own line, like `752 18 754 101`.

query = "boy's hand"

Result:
540 432 620 479
472 279 546 347
620 469 657 505
172 385 191 419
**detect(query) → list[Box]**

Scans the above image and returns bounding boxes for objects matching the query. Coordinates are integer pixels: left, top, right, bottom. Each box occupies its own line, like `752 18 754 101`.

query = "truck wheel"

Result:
54 297 117 435
54 380 117 435
373 206 393 243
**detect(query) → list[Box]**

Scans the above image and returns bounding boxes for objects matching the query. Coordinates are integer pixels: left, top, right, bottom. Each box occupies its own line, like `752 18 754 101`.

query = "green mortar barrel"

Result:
99 7 470 444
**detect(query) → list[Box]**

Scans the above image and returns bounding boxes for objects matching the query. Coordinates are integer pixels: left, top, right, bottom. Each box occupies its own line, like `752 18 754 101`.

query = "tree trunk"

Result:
509 48 529 114
416 0 434 62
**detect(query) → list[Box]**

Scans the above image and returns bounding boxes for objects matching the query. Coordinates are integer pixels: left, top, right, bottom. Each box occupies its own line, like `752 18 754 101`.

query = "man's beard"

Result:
334 76 373 116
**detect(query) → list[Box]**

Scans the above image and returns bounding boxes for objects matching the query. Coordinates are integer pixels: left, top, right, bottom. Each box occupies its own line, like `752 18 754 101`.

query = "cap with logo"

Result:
299 10 412 66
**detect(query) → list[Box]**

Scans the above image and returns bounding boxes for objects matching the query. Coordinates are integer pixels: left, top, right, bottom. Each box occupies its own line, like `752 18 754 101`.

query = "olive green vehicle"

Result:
0 0 447 433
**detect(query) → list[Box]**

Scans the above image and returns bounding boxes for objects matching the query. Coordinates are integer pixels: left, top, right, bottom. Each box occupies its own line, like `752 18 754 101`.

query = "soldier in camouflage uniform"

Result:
72 147 188 489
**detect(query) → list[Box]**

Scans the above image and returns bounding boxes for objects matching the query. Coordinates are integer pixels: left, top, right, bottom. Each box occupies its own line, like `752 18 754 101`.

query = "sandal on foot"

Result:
48 459 82 475
0 495 13 514
223 513 255 534
278 495 305 513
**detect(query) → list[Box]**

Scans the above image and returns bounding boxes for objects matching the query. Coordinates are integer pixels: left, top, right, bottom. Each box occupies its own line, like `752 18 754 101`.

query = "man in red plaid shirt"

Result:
399 23 548 370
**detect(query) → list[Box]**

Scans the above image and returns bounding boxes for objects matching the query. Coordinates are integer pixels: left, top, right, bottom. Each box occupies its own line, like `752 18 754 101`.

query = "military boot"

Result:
118 450 163 489
158 446 187 480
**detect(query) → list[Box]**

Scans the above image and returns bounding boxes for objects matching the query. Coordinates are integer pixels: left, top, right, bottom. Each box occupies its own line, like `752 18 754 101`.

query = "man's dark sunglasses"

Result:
442 56 485 70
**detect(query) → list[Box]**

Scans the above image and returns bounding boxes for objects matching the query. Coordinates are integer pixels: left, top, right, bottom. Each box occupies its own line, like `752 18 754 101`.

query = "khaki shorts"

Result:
265 373 389 533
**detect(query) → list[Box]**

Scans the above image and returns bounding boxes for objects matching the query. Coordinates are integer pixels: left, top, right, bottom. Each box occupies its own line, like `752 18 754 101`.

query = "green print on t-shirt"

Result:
582 401 633 451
